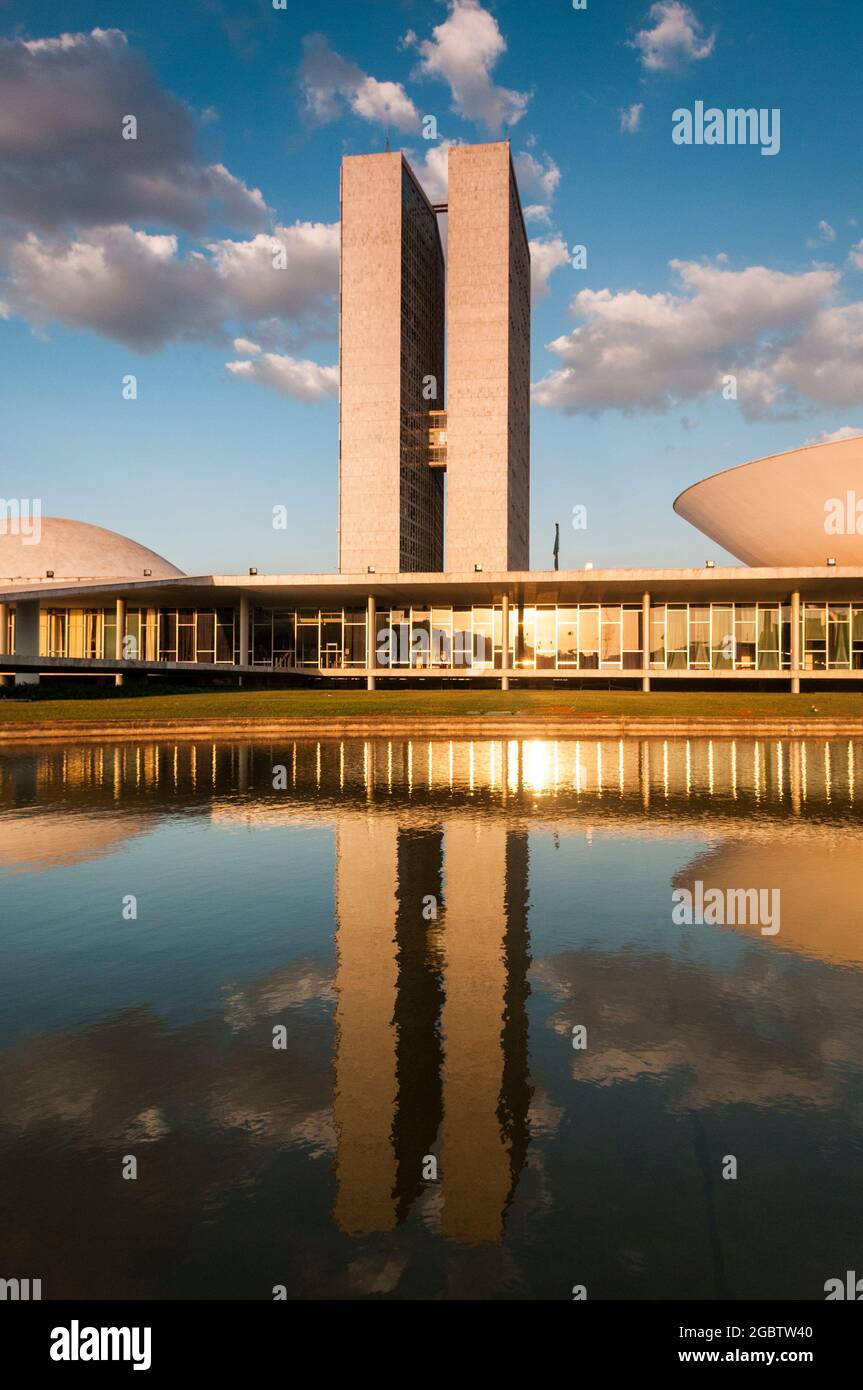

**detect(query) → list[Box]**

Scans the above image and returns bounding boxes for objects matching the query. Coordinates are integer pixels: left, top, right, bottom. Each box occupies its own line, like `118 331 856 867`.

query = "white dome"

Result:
0 517 184 585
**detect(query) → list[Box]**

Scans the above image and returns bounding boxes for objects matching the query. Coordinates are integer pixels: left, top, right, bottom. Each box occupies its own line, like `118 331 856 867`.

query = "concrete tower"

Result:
445 142 531 573
338 152 445 574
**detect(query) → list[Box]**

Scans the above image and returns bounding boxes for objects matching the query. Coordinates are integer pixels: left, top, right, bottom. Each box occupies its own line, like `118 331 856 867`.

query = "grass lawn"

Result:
1 685 863 723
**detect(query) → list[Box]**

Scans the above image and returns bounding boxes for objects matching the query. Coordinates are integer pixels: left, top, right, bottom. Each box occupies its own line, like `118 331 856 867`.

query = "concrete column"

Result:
238 594 250 676
641 591 651 693
114 596 126 688
14 599 40 686
367 593 376 692
501 593 510 691
790 590 801 694
0 600 9 687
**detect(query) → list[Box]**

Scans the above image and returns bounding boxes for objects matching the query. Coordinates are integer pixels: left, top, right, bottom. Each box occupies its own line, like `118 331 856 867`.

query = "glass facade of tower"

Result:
399 166 445 571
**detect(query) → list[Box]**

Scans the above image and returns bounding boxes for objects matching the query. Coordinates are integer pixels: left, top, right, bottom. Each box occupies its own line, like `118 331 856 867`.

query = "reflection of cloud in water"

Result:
674 836 863 969
0 809 156 871
533 941 863 1113
0 954 335 1149
0 958 337 1296
223 963 335 1031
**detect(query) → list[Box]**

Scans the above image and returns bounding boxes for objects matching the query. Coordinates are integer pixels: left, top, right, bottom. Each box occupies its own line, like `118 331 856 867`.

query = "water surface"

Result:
1 736 861 1299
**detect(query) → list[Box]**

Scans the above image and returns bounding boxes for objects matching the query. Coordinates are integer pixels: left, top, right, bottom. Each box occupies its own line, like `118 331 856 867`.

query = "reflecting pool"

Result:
1 736 861 1299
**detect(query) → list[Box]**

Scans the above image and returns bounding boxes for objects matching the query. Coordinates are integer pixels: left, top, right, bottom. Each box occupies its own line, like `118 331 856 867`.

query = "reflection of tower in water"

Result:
440 821 530 1244
332 814 530 1243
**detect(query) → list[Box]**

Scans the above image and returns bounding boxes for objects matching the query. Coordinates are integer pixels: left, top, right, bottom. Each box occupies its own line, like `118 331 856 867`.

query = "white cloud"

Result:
805 425 863 444
232 337 260 356
207 222 340 338
529 236 570 302
0 28 266 232
407 141 455 204
630 2 715 73
226 352 338 401
848 239 863 271
808 219 837 247
0 219 340 352
532 258 863 421
299 34 419 131
406 0 529 134
513 151 560 218
1 225 223 350
524 204 551 226
620 103 644 135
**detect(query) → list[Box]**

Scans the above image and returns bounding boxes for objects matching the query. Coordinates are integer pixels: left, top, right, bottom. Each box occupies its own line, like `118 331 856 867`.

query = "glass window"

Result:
197 611 216 661
296 621 319 666
735 606 757 669
804 603 827 641
600 606 622 666
518 607 535 669
216 609 234 663
411 612 431 669
344 621 366 666
432 608 452 667
273 617 297 664
852 607 863 669
781 605 791 668
804 603 827 670
159 611 177 661
757 605 780 669
46 609 67 657
321 618 342 669
622 607 642 654
650 608 666 667
472 607 494 667
453 610 472 668
102 611 117 660
126 610 141 661
711 606 733 669
385 609 409 668
535 607 555 670
579 607 599 669
662 606 686 668
828 605 851 667
178 621 194 663
557 608 578 667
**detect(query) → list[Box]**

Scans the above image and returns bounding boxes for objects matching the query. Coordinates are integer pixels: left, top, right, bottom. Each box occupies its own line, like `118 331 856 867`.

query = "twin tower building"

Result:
338 141 531 575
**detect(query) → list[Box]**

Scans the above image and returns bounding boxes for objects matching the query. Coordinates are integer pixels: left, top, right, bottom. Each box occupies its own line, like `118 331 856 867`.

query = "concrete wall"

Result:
339 154 445 574
446 143 530 572
339 154 405 575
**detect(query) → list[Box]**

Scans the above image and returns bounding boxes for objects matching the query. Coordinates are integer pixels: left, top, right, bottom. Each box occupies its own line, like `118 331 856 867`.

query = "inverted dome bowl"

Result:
674 436 863 566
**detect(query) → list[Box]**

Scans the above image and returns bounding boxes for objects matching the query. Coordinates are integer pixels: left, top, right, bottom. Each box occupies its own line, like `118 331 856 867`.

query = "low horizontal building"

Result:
0 512 862 691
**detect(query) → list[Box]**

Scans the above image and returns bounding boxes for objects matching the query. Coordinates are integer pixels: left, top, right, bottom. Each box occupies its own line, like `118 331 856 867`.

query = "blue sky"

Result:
2 0 862 574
